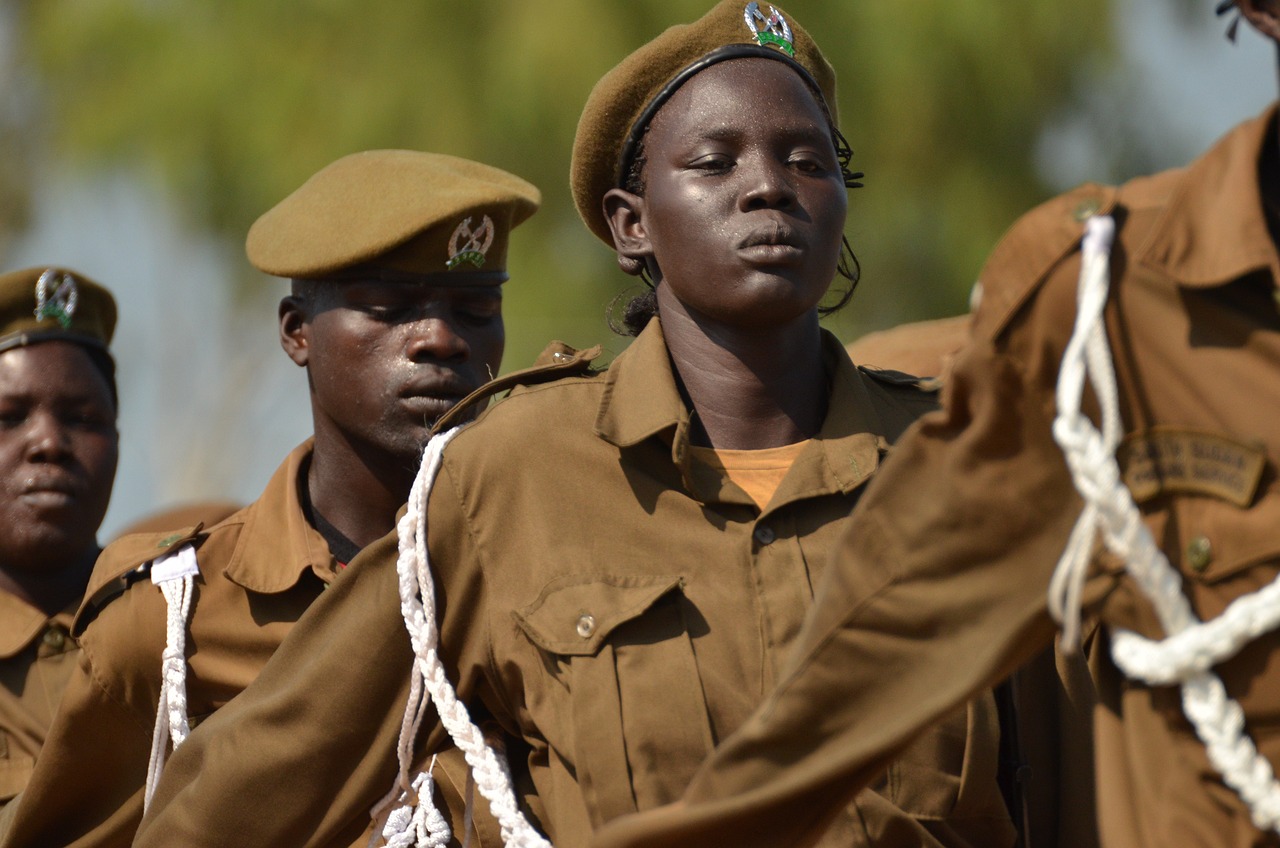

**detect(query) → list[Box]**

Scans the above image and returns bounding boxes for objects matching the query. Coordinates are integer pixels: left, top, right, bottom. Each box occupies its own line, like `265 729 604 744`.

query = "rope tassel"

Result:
144 544 200 811
1050 215 1280 832
372 426 552 848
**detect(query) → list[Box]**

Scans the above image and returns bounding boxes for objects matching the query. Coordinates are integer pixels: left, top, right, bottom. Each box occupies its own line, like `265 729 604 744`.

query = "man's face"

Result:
282 278 505 469
0 341 119 573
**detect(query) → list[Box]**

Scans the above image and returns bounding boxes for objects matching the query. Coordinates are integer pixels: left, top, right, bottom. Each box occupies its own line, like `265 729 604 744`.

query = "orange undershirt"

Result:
687 440 811 511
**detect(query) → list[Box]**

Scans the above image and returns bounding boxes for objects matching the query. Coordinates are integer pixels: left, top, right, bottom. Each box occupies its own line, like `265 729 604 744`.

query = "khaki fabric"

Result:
0 591 78 809
1 441 498 848
845 314 970 379
590 105 1280 848
134 319 1013 848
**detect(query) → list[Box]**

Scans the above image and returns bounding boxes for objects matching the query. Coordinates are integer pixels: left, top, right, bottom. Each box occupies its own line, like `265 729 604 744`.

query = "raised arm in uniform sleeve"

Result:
592 339 1090 848
134 460 495 848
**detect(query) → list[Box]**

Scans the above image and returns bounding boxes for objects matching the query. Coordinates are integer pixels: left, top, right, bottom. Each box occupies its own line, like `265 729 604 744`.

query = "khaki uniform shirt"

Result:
590 106 1280 848
135 321 1014 848
1 441 495 848
0 591 78 808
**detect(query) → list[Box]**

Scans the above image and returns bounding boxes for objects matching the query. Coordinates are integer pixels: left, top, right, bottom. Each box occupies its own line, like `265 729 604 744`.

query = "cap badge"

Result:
743 3 794 57
33 269 79 329
446 215 496 270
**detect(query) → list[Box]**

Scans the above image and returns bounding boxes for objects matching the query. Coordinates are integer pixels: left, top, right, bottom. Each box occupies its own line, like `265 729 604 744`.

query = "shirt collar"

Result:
594 319 890 505
0 588 75 659
1136 104 1280 289
224 439 336 594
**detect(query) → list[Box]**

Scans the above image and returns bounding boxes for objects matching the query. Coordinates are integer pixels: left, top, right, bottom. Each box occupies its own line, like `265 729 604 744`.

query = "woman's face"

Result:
634 57 847 329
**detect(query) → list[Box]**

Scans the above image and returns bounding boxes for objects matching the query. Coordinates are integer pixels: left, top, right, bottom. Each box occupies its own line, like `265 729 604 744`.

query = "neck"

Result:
306 426 415 552
656 288 828 450
0 546 99 617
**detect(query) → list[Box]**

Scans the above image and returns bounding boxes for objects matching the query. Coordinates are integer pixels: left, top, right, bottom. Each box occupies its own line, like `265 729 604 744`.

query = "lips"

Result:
19 473 83 508
397 374 475 421
738 222 802 250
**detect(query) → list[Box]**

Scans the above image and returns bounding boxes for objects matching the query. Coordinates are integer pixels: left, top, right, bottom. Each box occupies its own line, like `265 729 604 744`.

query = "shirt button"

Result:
754 525 776 546
42 627 67 651
552 351 573 364
1186 536 1213 573
576 614 596 639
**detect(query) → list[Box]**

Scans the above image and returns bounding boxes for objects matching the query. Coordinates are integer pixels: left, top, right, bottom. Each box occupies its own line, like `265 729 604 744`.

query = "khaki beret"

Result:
571 0 837 245
247 151 541 282
0 267 117 355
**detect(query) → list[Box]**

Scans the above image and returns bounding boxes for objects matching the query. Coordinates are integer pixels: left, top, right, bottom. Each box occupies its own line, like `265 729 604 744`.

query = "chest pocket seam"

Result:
512 574 712 828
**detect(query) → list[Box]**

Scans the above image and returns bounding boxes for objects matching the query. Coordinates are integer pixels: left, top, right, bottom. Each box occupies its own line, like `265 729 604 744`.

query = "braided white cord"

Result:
374 427 551 848
374 756 452 848
1051 215 1280 831
143 546 198 812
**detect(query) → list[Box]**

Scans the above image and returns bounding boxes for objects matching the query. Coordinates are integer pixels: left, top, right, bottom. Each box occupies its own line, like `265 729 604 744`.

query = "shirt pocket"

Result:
513 574 714 826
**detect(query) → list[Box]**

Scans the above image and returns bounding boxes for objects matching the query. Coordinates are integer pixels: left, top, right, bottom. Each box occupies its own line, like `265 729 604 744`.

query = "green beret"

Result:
247 151 541 282
0 267 117 355
571 0 837 245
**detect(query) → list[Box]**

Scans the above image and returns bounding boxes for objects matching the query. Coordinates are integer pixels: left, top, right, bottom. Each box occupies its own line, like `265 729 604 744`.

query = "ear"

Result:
602 188 653 278
1241 0 1280 41
279 296 310 367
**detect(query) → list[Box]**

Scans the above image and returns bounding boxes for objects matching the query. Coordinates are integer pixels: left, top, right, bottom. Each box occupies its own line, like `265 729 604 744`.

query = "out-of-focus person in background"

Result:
0 151 539 848
845 314 970 379
110 500 242 541
588 2 1280 847
0 267 118 810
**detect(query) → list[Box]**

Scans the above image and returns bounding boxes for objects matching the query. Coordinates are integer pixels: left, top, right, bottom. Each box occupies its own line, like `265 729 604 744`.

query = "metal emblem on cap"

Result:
33 269 79 329
743 2 795 57
446 215 496 270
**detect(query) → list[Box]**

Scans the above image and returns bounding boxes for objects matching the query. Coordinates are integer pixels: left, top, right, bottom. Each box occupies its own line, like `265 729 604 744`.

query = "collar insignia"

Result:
744 3 795 57
34 270 78 329
447 215 496 270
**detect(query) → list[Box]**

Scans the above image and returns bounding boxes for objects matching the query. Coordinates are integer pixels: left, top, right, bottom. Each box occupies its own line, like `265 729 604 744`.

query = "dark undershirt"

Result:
297 460 364 568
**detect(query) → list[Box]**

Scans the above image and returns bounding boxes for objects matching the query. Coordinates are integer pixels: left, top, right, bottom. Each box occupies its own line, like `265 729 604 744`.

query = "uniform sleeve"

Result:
1 637 153 848
134 461 496 848
592 340 1090 848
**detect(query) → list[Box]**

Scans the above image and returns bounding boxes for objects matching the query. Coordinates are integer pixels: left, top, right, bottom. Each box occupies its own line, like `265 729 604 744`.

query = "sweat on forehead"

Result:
571 0 837 246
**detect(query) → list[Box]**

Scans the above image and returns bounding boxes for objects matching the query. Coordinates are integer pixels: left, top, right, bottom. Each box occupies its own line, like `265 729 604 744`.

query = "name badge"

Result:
1117 428 1266 508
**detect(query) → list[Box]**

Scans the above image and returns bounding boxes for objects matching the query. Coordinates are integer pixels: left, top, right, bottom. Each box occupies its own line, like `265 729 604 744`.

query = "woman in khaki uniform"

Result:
135 4 1013 847
0 268 118 810
589 4 1280 848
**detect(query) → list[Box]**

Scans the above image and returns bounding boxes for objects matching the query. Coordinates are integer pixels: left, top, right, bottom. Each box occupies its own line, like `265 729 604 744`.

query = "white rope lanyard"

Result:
143 544 200 811
372 426 552 848
1050 215 1280 831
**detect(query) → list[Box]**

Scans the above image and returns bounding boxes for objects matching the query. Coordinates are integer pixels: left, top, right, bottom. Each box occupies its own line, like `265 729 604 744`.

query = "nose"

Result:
405 315 470 363
739 157 797 212
25 412 71 463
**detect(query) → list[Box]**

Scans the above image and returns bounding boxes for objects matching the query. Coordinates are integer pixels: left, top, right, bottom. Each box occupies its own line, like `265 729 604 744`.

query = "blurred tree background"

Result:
0 0 1266 529
2 0 1121 363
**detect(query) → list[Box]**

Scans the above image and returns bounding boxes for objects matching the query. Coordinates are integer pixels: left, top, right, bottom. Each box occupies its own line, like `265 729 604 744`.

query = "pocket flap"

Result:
513 574 683 657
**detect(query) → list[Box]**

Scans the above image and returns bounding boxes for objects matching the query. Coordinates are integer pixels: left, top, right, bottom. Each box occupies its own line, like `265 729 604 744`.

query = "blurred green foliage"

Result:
12 0 1114 368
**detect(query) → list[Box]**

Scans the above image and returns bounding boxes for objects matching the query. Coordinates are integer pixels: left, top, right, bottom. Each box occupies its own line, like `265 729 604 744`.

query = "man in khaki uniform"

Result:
1 152 540 848
132 3 1014 847
587 3 1280 847
0 268 118 811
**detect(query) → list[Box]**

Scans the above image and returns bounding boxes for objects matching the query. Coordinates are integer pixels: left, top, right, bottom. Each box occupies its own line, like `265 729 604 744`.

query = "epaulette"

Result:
431 340 603 435
73 523 207 635
972 182 1119 343
856 365 941 392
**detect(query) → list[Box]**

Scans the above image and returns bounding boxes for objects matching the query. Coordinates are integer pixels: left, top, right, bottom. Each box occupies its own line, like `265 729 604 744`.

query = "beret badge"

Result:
743 2 794 57
446 214 497 271
34 269 79 329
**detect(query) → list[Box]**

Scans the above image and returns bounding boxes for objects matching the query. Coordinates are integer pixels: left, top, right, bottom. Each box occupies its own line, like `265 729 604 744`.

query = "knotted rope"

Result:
144 544 200 811
373 426 551 848
1050 215 1280 831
